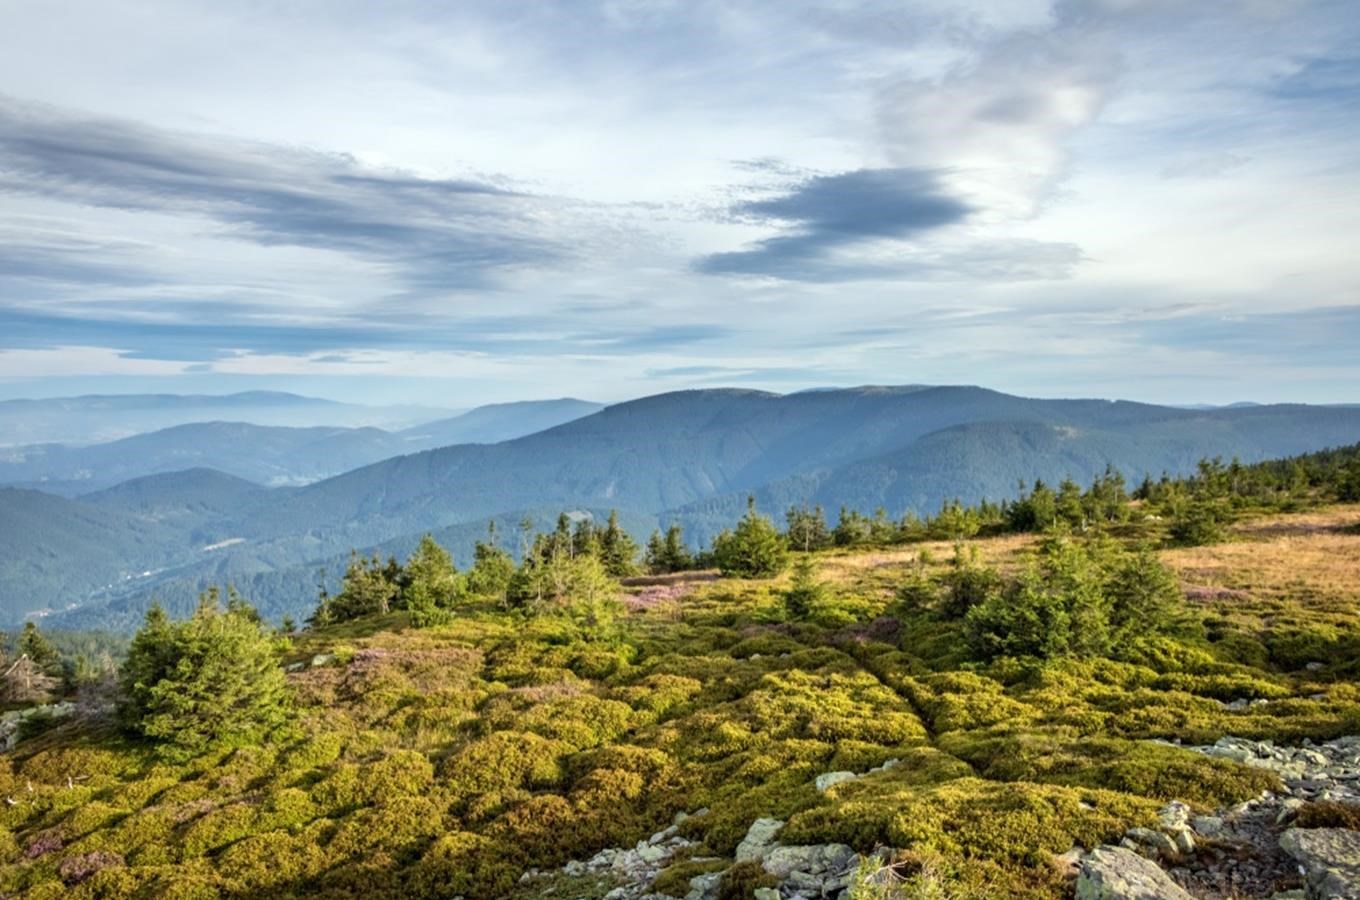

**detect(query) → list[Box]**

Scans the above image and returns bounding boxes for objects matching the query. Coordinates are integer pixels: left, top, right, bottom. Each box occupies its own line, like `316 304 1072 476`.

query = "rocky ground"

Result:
519 736 1360 900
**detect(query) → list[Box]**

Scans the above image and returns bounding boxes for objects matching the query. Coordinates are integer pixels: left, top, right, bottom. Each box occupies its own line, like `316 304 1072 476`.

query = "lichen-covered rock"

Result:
1076 846 1194 900
735 818 784 862
1279 828 1360 899
814 770 857 792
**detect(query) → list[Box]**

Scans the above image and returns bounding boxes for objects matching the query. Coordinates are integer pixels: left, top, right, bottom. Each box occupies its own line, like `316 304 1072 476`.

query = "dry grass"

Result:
1161 504 1360 646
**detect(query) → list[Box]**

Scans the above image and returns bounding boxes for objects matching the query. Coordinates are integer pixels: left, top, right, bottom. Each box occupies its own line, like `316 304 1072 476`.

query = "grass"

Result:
1 504 1357 898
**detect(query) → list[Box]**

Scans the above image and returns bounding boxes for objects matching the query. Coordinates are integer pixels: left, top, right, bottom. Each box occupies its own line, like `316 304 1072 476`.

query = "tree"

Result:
785 505 831 552
119 590 290 759
467 538 515 606
598 510 640 578
711 497 789 578
646 524 692 574
939 544 1002 618
19 622 62 676
783 556 827 619
313 552 401 625
403 535 463 627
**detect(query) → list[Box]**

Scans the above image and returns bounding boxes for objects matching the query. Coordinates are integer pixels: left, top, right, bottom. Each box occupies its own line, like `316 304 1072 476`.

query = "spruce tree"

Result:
119 590 290 759
712 497 789 578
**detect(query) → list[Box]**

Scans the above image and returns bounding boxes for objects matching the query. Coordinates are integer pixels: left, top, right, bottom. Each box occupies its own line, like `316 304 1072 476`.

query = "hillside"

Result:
9 385 1359 626
3 502 1358 898
0 489 187 618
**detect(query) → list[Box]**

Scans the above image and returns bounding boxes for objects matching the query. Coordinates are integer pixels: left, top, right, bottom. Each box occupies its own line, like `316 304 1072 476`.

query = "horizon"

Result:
1 2 1358 407
4 381 1359 416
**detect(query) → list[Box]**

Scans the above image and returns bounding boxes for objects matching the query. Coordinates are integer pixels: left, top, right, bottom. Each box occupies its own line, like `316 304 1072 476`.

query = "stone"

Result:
1124 827 1180 859
1158 801 1192 832
1076 846 1195 900
753 890 780 900
1279 828 1360 899
685 872 722 900
1172 830 1195 856
309 653 334 667
636 843 668 864
762 843 857 879
735 818 784 863
1191 815 1225 838
815 771 858 793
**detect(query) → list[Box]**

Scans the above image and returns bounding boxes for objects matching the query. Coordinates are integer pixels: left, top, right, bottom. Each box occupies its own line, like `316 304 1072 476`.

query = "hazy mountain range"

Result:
0 397 604 493
2 385 1357 630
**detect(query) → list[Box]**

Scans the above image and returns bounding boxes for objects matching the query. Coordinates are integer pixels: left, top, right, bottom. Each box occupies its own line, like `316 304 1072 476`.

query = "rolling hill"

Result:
6 385 1358 627
0 397 605 493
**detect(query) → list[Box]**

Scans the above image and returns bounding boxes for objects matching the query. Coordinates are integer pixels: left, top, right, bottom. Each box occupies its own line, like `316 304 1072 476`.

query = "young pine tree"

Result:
119 590 290 759
712 497 789 578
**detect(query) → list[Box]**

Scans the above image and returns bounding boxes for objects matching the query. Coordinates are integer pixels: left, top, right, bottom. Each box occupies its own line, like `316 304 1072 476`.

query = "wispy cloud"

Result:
0 96 565 291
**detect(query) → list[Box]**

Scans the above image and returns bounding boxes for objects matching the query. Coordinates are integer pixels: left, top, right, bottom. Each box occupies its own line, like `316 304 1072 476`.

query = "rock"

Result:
649 825 678 845
1055 847 1087 878
1279 828 1360 899
636 844 668 864
1124 827 1180 859
685 872 722 900
1158 802 1192 832
563 859 586 877
735 818 784 862
1191 815 1225 838
1076 846 1195 899
1172 830 1195 856
762 843 857 879
753 890 780 900
309 653 333 667
815 771 857 792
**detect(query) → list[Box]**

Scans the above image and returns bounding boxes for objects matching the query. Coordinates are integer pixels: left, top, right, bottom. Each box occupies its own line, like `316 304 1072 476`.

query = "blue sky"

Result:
0 0 1357 406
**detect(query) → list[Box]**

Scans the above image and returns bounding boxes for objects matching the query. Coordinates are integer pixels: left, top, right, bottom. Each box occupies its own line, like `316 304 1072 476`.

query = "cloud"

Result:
695 167 972 279
875 26 1120 218
0 95 565 291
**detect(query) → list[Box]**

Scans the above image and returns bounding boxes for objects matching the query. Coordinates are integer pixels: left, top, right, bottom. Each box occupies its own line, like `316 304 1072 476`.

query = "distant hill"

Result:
0 391 453 447
0 398 605 493
0 488 188 619
10 385 1360 628
397 398 604 446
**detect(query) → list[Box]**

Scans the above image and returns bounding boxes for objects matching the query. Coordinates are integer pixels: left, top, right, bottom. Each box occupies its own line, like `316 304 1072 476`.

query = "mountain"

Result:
0 488 187 619
0 422 414 493
13 385 1360 627
0 398 606 494
0 391 453 447
396 398 604 446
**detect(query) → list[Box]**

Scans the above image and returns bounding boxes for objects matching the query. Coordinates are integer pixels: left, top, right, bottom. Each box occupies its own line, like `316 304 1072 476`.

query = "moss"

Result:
938 733 1280 806
718 860 778 900
1295 800 1360 829
410 831 520 899
651 858 729 896
441 731 573 799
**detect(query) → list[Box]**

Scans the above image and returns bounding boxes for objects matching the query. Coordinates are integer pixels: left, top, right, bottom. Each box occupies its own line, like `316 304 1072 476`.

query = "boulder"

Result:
735 818 784 863
761 843 857 879
1076 846 1194 900
1279 828 1360 899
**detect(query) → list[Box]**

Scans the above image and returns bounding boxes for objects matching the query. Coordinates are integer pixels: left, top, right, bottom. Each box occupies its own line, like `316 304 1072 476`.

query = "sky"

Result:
0 0 1357 407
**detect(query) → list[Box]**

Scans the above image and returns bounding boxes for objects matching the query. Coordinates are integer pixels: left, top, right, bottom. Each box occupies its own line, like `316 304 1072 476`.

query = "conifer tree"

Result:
712 497 789 578
119 590 290 759
598 510 639 577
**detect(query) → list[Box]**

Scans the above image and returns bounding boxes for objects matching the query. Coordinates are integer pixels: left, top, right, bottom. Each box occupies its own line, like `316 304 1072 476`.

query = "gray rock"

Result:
1125 827 1180 859
1191 815 1225 838
1279 828 1360 899
684 872 722 900
735 818 784 863
1076 846 1195 900
815 771 857 792
762 843 857 879
753 890 780 900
